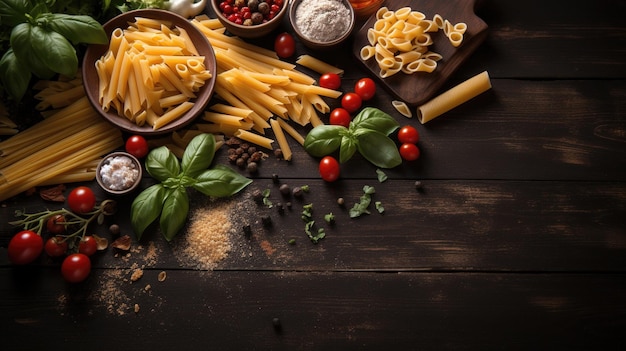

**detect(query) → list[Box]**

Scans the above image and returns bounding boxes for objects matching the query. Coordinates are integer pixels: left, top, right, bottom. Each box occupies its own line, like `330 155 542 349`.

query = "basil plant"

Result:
131 133 252 241
304 107 402 169
0 0 108 102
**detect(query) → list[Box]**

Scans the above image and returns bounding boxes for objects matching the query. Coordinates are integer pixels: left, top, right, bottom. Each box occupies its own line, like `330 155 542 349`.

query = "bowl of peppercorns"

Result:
211 0 288 38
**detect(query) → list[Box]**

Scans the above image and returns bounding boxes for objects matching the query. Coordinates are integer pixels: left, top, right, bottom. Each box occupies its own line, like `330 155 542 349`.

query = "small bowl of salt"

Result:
289 0 355 50
96 152 143 196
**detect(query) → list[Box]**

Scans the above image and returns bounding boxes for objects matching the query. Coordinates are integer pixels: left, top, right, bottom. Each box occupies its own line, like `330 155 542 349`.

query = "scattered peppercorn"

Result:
272 173 279 184
276 202 284 214
243 224 252 237
109 223 121 236
252 189 264 204
274 148 283 159
415 180 424 192
292 186 303 198
247 162 258 174
337 197 345 206
261 215 272 228
285 201 292 209
279 183 290 197
272 317 282 333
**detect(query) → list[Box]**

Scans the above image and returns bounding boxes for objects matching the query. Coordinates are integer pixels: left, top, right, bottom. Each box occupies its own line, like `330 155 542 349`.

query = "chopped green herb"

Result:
349 185 376 218
288 238 296 245
324 213 335 223
262 188 273 208
301 203 325 243
376 169 388 183
301 185 310 192
375 201 385 214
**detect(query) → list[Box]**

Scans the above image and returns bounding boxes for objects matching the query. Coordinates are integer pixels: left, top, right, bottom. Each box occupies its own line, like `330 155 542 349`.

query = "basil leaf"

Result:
355 129 402 168
0 49 31 101
303 125 344 157
160 187 189 241
45 14 107 44
28 25 77 77
145 146 181 182
339 135 357 163
352 107 400 136
181 133 215 179
131 184 166 240
0 0 30 26
9 23 55 78
193 165 252 197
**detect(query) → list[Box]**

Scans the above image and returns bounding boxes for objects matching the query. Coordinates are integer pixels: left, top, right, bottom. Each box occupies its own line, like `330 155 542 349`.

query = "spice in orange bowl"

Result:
349 0 385 19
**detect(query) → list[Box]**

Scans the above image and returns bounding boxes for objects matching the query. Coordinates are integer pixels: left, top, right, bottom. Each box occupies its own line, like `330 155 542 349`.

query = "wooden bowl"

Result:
82 9 217 135
210 0 288 38
289 0 355 50
96 152 143 195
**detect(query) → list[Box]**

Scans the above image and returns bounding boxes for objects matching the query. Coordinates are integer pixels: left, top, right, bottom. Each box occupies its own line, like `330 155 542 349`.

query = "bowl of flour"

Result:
289 0 355 50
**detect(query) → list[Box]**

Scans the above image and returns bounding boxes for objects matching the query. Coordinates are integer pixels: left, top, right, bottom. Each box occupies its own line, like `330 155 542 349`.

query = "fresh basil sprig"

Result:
131 134 252 241
304 107 402 169
0 0 107 101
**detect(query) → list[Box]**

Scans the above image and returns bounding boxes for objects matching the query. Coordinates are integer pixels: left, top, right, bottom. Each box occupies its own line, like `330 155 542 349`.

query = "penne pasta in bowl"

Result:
82 9 217 135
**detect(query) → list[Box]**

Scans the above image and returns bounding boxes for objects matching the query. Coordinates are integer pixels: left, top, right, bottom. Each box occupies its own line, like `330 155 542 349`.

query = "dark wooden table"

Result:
2 1 626 350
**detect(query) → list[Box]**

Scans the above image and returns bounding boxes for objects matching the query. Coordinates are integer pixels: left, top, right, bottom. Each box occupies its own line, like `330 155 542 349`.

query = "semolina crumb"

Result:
130 269 143 282
134 304 140 313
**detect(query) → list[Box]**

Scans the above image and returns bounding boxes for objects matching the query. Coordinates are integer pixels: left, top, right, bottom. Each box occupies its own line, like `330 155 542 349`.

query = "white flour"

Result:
295 0 351 42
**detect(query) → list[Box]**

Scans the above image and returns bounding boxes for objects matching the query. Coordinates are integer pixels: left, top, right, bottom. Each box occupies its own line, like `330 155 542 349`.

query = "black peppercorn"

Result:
279 183 290 197
251 12 263 24
272 173 280 184
248 0 259 12
292 186 303 198
252 189 264 203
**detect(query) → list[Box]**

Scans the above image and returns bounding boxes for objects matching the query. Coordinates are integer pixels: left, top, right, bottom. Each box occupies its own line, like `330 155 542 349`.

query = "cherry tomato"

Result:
45 236 68 258
78 236 98 256
341 92 362 113
67 186 96 214
399 143 421 161
274 32 295 58
319 73 341 90
397 125 420 144
61 253 91 283
7 230 43 265
46 214 66 234
354 77 376 101
125 135 149 159
319 156 340 182
329 107 351 128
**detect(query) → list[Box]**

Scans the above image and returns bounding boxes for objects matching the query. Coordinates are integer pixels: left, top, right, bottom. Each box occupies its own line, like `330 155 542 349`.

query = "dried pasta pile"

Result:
0 97 123 202
191 15 343 160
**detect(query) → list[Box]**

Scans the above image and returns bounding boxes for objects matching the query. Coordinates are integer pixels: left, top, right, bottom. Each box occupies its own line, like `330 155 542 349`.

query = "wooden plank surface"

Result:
2 270 626 350
1 0 626 350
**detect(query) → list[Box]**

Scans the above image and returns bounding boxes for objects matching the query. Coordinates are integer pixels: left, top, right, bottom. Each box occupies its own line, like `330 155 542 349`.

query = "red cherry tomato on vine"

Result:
7 230 43 265
399 143 421 161
67 186 96 214
61 253 91 283
319 156 340 182
274 32 296 58
45 236 68 258
78 236 98 256
46 214 66 234
397 125 420 144
319 73 341 90
354 78 376 101
125 135 149 159
329 107 351 128
341 92 362 113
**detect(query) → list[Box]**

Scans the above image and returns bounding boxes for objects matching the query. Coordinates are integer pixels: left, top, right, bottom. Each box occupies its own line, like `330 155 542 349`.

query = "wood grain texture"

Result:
352 0 488 105
1 0 626 349
2 270 626 350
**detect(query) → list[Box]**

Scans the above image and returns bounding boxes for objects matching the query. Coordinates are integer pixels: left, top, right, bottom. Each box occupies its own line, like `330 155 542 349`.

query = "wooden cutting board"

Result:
352 0 488 106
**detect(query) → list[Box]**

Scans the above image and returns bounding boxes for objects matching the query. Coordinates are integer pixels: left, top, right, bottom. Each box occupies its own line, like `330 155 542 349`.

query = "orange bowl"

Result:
82 9 217 135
